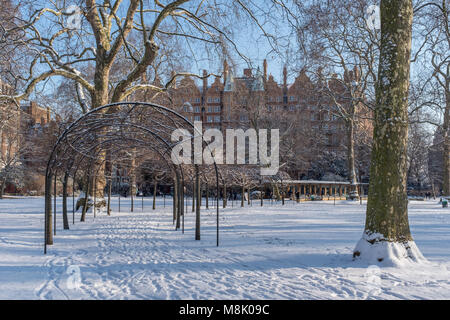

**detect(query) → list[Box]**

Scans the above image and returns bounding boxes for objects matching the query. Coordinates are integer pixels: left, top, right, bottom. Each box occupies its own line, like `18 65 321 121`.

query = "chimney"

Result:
243 68 252 78
223 60 229 85
354 66 360 81
203 69 208 92
46 107 51 123
263 59 268 83
171 71 177 89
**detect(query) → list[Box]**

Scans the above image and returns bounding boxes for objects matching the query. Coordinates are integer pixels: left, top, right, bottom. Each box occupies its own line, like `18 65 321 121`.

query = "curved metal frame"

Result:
44 102 220 254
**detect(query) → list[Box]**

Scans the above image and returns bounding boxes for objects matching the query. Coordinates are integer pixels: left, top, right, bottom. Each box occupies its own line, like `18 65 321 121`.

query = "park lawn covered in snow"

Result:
0 197 450 300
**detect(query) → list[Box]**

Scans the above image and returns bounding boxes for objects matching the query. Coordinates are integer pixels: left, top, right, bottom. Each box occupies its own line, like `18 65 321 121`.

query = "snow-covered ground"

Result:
1 197 449 300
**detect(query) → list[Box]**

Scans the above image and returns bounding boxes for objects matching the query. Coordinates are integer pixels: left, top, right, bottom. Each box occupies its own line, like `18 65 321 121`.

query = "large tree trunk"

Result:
353 0 425 265
86 62 110 209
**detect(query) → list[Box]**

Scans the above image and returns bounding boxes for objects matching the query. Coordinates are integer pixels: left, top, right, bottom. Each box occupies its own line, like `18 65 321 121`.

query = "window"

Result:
330 124 337 132
194 115 201 121
289 96 296 102
289 105 296 111
214 106 221 113
215 116 221 123
207 116 214 123
267 105 272 112
208 106 213 113
195 106 200 113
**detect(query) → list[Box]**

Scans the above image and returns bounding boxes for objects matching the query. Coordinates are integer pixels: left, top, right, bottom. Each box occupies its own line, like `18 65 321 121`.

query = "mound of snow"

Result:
353 232 427 267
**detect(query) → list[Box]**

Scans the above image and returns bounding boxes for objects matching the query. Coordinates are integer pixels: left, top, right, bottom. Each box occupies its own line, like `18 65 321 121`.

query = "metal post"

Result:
73 174 75 225
54 174 57 236
93 176 97 219
119 175 121 213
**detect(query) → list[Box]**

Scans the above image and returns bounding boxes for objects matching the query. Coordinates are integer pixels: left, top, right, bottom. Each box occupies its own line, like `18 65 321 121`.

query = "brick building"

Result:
0 77 55 194
156 60 372 180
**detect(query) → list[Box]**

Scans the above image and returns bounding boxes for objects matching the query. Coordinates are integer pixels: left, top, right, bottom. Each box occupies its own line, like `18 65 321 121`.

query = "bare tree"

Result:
0 0 266 207
289 0 378 195
413 0 449 195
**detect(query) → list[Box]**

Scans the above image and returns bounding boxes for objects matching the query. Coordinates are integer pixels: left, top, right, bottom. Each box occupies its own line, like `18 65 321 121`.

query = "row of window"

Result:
182 95 317 105
183 103 342 119
183 105 222 113
207 116 222 123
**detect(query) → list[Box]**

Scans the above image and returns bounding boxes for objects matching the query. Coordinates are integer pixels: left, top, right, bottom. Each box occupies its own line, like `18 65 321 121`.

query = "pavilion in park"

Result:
281 180 369 201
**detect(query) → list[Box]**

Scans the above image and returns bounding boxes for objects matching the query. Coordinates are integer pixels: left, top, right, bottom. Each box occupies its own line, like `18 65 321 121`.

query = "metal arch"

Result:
44 101 221 254
45 132 185 247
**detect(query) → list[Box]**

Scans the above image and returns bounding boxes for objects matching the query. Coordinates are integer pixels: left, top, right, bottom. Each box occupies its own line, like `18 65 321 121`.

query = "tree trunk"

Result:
62 172 70 230
206 184 209 209
90 157 106 199
346 117 359 197
45 173 53 245
223 184 227 208
442 88 449 195
261 184 264 207
354 0 424 264
0 179 5 199
81 172 91 222
153 180 157 210
107 179 112 216
192 181 196 212
241 185 245 207
88 68 110 206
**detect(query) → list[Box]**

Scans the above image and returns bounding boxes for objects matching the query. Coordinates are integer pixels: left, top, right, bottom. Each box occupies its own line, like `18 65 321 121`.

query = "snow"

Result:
353 235 427 267
1 197 450 300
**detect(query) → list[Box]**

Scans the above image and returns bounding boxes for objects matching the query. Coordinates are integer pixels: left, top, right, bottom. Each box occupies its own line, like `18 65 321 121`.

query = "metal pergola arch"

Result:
44 102 220 254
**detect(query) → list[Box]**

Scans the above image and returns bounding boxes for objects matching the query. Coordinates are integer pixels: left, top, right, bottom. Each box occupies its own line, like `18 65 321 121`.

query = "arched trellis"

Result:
44 102 220 254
